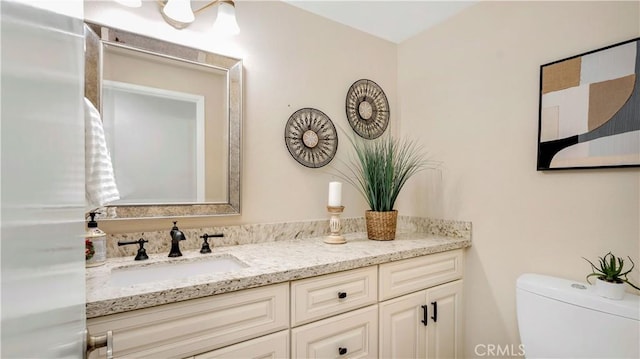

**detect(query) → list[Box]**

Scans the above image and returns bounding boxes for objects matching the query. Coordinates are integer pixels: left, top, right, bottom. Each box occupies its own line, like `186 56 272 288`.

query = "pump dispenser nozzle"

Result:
87 211 99 228
85 211 106 267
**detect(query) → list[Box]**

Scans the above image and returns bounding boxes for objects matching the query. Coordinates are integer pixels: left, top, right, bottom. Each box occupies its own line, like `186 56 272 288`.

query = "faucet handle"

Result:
199 233 223 254
117 238 149 261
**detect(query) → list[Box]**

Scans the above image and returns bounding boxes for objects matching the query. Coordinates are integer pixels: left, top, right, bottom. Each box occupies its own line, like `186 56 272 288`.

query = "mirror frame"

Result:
85 22 242 219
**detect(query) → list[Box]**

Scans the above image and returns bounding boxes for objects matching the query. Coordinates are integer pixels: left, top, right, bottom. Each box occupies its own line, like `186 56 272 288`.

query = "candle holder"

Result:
324 206 346 244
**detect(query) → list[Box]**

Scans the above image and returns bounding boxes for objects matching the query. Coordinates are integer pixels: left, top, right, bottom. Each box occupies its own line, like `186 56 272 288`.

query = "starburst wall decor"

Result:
345 79 390 140
284 108 338 168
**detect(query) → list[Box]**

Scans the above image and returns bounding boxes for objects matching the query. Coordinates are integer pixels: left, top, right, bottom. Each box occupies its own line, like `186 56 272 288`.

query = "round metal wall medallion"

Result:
284 108 338 168
345 79 390 139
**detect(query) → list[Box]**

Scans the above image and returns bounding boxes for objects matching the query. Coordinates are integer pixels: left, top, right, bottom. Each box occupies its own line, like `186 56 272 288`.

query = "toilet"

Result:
516 273 639 358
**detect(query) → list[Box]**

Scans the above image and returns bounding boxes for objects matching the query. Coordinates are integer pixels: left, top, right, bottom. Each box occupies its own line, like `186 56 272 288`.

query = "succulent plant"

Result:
583 252 640 291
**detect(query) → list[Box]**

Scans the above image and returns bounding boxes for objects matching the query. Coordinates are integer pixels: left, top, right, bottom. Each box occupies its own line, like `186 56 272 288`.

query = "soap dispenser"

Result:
85 211 107 267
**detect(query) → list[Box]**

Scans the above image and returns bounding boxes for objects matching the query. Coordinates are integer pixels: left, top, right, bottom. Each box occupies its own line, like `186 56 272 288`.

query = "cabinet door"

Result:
291 305 378 359
379 290 427 359
194 330 289 359
425 280 463 359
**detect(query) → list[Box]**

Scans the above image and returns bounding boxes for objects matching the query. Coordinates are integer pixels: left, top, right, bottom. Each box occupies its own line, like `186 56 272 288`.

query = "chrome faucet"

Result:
169 221 186 257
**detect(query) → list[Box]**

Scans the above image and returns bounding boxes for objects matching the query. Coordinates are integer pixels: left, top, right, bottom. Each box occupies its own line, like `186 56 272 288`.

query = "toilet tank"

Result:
516 273 639 359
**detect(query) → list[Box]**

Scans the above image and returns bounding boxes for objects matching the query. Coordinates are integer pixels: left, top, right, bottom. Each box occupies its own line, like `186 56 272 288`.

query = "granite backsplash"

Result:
105 216 471 258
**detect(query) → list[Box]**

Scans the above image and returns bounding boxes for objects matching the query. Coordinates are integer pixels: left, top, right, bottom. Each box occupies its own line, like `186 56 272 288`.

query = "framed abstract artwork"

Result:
537 37 640 170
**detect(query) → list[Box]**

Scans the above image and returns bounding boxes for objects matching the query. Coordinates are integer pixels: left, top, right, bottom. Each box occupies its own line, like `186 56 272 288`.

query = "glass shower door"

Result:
1 1 86 357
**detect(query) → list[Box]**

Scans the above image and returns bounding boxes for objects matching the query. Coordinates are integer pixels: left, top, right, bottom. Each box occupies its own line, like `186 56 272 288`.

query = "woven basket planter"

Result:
365 210 398 241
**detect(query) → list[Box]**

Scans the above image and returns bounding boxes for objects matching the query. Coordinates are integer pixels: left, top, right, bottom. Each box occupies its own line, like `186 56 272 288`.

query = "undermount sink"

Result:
110 254 248 287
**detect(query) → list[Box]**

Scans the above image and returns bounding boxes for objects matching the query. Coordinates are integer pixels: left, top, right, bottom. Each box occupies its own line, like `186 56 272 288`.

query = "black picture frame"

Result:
537 37 640 171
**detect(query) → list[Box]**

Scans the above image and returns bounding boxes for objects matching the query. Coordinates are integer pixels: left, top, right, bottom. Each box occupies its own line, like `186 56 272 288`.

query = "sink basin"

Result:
110 254 248 287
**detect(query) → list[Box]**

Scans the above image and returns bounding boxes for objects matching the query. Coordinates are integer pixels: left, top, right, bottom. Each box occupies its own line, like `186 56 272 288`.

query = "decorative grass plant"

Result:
583 252 640 290
335 134 431 212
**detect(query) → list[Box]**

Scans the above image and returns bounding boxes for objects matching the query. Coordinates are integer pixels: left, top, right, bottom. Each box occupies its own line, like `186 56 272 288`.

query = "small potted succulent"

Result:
583 252 640 300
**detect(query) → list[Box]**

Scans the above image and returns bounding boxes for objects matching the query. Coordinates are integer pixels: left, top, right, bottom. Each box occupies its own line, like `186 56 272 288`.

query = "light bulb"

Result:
212 1 240 35
163 0 195 24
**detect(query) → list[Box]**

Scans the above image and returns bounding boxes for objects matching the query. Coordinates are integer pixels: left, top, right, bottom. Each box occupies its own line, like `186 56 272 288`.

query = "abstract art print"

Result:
537 37 640 170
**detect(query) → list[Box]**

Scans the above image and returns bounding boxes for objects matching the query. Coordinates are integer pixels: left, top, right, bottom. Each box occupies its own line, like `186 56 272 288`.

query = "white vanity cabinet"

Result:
379 250 464 359
88 249 465 359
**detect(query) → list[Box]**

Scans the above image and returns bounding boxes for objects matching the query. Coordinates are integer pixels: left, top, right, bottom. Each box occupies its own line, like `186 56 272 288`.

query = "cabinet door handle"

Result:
106 331 113 359
338 291 347 299
338 347 348 355
421 305 428 326
85 330 113 359
431 301 438 323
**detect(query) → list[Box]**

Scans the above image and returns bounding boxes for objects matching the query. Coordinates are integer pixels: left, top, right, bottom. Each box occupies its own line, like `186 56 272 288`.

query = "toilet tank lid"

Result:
517 273 639 321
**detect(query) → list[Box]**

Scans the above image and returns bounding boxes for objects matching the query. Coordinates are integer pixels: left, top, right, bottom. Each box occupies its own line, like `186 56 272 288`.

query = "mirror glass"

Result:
85 22 242 218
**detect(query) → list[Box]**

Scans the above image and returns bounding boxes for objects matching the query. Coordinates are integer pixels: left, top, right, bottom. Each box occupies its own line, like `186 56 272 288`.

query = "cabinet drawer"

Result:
193 330 289 359
379 249 463 301
291 266 377 326
87 283 289 359
291 305 378 359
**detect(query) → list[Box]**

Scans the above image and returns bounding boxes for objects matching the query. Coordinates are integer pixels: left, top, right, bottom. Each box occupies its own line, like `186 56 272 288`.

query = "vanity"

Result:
86 231 469 359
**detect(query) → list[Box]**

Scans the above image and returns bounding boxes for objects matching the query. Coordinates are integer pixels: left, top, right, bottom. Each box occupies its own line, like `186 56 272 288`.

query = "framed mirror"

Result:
85 22 242 219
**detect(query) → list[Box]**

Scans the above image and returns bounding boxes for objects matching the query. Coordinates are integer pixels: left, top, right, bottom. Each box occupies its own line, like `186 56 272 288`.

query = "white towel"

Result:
85 97 120 208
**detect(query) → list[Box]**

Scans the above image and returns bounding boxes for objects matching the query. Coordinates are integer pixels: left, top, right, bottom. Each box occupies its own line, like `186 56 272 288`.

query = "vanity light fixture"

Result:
114 0 142 7
158 0 240 34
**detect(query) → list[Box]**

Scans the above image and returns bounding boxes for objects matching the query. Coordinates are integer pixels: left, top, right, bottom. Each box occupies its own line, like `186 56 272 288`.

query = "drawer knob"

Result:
338 292 347 299
339 347 348 355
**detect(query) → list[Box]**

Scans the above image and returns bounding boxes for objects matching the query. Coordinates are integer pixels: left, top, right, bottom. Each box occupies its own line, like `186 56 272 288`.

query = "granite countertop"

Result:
86 232 471 318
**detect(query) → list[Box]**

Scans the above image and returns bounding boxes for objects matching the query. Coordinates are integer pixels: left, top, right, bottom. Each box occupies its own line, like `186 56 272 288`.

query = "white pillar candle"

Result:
328 181 342 207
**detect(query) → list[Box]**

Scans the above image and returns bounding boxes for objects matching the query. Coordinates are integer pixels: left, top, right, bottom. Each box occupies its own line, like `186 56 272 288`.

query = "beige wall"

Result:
85 1 397 233
397 1 640 357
